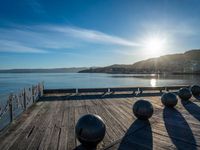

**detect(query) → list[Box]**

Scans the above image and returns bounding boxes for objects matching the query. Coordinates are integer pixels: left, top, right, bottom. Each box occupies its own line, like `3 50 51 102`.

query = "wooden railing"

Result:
43 85 189 95
0 82 44 131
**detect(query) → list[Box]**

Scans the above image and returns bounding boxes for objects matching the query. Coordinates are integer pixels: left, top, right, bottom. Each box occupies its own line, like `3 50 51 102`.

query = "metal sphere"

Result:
133 100 154 120
161 92 178 107
190 85 200 96
178 88 192 100
75 114 106 148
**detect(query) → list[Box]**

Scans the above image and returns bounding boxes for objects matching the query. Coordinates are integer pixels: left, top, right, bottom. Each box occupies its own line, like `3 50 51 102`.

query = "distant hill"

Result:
0 67 88 73
79 49 200 74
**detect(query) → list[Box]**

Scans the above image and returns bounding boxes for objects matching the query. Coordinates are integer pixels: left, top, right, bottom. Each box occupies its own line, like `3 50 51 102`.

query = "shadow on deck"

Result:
0 92 200 150
163 107 197 150
118 120 153 150
181 98 200 122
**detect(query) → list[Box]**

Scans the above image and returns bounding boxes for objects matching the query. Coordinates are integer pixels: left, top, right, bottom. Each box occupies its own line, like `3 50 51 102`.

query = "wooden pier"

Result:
0 86 200 150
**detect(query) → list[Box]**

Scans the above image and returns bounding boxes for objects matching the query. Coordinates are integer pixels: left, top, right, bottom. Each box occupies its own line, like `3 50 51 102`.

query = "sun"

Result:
143 36 167 57
146 38 163 51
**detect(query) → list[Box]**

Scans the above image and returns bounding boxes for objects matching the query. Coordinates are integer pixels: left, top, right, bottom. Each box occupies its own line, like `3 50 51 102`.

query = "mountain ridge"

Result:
0 67 88 73
79 49 200 74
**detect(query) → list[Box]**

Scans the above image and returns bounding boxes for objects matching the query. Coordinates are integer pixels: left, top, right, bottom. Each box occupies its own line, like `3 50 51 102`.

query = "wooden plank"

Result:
90 100 123 140
67 100 76 150
47 101 64 150
38 101 60 150
26 102 57 150
58 100 69 150
8 102 50 150
117 123 153 150
0 102 44 150
102 98 133 128
104 120 154 150
74 100 81 147
1 93 200 150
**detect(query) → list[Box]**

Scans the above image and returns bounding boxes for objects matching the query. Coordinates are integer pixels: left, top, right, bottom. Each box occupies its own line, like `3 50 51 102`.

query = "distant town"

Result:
0 49 199 74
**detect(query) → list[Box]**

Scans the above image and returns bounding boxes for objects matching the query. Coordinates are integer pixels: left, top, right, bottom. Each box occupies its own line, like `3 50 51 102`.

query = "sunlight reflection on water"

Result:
150 79 157 87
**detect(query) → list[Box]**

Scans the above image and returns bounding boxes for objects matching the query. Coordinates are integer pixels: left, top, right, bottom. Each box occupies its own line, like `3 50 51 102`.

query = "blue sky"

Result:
0 0 200 69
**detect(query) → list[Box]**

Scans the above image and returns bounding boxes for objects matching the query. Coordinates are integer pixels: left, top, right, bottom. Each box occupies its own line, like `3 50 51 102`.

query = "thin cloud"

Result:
50 26 140 47
0 24 140 53
0 40 47 53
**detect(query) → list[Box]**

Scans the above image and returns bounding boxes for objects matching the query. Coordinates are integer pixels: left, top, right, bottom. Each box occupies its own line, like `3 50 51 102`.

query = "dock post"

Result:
132 90 136 95
160 88 162 93
23 88 27 110
9 94 13 123
32 85 35 103
139 88 143 94
41 82 44 97
137 88 140 95
42 82 45 93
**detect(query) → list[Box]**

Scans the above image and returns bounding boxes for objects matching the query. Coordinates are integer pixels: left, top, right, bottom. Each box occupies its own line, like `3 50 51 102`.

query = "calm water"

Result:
0 73 200 101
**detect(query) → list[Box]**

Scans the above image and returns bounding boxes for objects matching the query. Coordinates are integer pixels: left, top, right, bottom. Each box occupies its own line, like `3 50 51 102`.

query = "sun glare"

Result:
146 38 163 50
143 36 167 57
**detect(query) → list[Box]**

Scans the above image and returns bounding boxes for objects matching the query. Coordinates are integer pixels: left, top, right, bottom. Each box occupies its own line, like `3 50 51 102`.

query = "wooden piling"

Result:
9 94 13 123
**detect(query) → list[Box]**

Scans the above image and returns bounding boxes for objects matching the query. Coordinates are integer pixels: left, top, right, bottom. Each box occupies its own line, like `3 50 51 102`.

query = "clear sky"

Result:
0 0 200 69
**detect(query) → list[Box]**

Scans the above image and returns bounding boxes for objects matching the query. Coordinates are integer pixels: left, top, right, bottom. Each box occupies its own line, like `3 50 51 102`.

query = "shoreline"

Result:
0 72 199 75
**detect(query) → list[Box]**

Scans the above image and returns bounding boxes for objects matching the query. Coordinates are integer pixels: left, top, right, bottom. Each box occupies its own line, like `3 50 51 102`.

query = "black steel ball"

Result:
178 88 192 100
161 92 178 107
190 85 200 96
133 100 154 120
75 114 106 148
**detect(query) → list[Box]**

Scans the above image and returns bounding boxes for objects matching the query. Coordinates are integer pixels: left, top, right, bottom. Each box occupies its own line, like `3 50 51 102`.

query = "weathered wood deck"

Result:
0 92 200 150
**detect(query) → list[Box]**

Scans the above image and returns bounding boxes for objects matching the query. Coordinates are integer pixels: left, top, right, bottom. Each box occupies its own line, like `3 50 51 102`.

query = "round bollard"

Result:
75 114 106 149
178 88 192 100
161 92 178 107
190 85 200 96
133 100 154 120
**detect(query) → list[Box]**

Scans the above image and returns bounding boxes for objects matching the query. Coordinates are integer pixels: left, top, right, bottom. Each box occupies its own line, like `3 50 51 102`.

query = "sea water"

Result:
0 73 199 102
